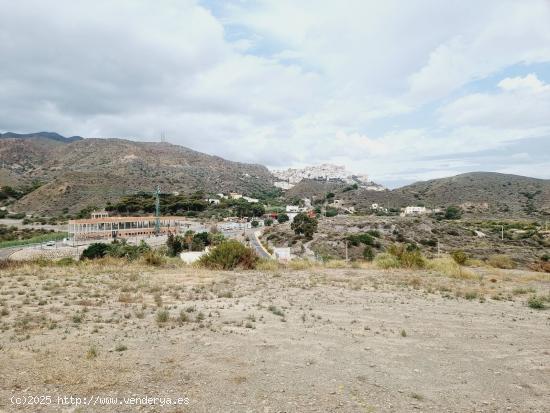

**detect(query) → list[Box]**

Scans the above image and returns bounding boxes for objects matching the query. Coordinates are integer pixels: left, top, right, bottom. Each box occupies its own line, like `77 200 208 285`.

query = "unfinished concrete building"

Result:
68 216 191 242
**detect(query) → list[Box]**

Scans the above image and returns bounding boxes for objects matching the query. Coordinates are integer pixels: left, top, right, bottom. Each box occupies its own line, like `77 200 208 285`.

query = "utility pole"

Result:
501 225 504 241
345 240 348 262
155 185 161 236
437 239 440 258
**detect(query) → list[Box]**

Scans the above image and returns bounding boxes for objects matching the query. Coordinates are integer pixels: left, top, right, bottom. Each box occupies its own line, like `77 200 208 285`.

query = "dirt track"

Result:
0 264 548 412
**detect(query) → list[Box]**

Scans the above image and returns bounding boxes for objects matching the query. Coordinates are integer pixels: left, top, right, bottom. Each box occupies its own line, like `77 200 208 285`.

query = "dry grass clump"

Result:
255 259 282 271
288 259 316 270
374 253 400 269
428 258 475 279
374 244 426 269
323 259 349 269
487 254 516 269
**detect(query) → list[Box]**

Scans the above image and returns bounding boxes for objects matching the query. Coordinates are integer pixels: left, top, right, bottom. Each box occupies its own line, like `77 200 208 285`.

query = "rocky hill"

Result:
0 131 83 143
285 172 550 217
396 172 550 215
0 134 275 214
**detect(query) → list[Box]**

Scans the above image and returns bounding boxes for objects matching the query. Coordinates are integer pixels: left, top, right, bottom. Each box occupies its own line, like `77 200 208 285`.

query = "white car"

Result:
45 241 56 247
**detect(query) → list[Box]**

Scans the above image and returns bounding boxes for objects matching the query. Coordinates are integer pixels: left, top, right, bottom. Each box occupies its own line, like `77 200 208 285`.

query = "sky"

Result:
1 0 550 187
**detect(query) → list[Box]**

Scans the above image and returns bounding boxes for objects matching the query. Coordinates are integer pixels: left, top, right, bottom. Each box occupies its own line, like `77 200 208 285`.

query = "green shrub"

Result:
374 253 401 269
527 295 545 309
291 213 318 239
277 213 289 223
487 254 516 269
347 233 377 247
156 309 170 324
363 246 375 262
541 253 550 262
444 206 462 220
143 250 165 266
56 257 76 266
384 243 426 269
108 239 150 260
166 232 184 256
451 250 468 265
81 243 110 260
400 250 426 269
198 240 258 270
367 230 380 238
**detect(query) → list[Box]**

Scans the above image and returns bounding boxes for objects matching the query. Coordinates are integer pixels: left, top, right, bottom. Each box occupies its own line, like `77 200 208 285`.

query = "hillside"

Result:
0 131 83 143
1 134 275 214
285 173 550 217
396 172 550 215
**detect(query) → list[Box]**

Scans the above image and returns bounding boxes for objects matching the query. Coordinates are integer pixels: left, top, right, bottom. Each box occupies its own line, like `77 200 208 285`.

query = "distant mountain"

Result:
1 132 548 217
395 172 550 215
0 134 275 214
0 131 83 143
285 172 550 216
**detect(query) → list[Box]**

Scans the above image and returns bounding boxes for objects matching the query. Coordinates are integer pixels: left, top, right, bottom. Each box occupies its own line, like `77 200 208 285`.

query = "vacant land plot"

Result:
0 261 548 412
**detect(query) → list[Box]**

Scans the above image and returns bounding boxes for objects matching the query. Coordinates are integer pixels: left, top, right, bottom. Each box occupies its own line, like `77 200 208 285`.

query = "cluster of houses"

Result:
205 192 259 205
400 206 441 216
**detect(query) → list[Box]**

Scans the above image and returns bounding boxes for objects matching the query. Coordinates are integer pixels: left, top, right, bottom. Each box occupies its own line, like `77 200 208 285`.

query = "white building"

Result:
229 193 243 200
243 196 259 203
286 205 308 213
206 198 220 205
180 248 209 264
273 247 291 261
402 206 428 216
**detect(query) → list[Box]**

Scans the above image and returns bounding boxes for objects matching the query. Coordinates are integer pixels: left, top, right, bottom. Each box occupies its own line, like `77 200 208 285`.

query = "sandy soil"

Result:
0 263 548 412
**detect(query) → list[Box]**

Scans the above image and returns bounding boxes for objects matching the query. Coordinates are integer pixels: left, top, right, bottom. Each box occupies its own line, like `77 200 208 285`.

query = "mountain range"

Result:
1 132 549 216
0 132 273 214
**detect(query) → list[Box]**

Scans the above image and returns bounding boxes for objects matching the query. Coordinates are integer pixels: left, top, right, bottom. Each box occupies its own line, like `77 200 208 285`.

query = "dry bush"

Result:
528 261 550 273
198 240 258 270
487 255 516 269
256 259 282 271
450 250 468 265
288 259 316 270
141 250 166 267
428 258 475 279
324 260 349 269
374 253 400 269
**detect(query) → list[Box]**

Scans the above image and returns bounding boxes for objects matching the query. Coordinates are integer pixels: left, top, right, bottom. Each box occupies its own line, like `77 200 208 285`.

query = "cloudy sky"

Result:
1 0 550 187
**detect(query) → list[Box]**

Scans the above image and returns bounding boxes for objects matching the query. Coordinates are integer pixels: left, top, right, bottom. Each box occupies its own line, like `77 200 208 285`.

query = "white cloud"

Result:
439 74 550 131
1 0 550 185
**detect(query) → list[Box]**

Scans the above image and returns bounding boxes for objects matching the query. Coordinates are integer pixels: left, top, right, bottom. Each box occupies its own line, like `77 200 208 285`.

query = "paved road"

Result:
248 230 272 259
0 247 20 260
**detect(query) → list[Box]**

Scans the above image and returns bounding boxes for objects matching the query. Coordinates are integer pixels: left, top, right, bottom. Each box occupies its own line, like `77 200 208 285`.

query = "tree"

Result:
251 220 259 228
166 232 184 256
277 213 289 223
444 206 462 220
264 218 273 226
291 213 318 239
363 246 375 261
81 243 110 260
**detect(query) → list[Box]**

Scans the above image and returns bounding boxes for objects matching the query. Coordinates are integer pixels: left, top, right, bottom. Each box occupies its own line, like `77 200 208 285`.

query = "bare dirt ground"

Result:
0 261 548 412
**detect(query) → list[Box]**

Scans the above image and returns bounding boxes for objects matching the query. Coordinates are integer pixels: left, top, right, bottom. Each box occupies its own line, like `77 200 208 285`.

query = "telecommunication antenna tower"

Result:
155 185 161 235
